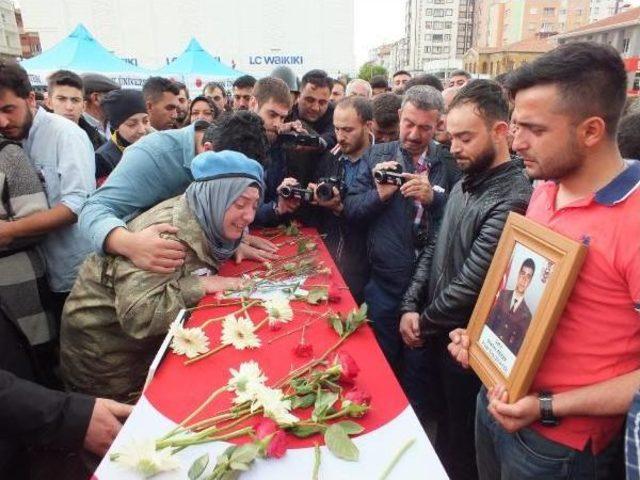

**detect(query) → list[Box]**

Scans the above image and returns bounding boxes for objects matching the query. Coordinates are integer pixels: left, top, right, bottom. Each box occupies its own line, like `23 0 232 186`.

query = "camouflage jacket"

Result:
60 195 218 402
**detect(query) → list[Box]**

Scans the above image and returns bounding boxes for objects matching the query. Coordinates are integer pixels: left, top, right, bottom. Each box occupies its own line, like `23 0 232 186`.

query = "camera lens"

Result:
373 170 384 182
280 186 292 198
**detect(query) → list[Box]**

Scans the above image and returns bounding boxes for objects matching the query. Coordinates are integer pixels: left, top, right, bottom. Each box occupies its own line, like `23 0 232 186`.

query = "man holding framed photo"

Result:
449 42 640 479
398 80 532 480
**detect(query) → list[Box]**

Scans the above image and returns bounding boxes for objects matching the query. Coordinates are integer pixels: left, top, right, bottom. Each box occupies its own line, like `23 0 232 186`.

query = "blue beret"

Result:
190 150 265 187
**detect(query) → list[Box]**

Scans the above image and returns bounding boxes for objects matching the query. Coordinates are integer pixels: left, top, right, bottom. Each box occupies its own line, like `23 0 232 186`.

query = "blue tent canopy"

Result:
21 24 149 75
157 38 242 78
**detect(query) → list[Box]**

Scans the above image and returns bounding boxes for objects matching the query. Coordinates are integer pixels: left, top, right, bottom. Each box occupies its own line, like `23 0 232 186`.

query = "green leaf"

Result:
229 462 250 471
289 424 325 438
324 424 359 461
312 391 339 421
291 392 317 409
336 420 365 436
188 453 209 480
283 262 296 271
290 378 314 395
329 313 344 337
230 443 260 465
307 287 328 305
221 471 241 480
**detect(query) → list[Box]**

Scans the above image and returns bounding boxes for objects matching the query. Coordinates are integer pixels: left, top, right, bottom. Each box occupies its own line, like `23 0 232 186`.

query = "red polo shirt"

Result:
526 160 640 453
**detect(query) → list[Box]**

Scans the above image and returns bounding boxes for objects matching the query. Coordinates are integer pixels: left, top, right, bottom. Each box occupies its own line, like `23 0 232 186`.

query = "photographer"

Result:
344 85 461 376
307 96 374 303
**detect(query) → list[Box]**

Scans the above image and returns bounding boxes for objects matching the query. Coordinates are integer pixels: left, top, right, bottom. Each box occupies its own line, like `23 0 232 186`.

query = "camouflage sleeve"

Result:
113 261 206 340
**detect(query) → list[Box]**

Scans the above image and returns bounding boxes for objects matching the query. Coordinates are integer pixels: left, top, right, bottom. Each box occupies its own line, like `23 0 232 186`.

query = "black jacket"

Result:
78 116 106 152
0 307 94 478
400 161 533 338
344 140 461 297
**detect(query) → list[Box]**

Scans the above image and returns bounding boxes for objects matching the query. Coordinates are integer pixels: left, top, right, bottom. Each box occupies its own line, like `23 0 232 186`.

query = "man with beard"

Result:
399 80 532 480
174 81 190 126
142 76 180 131
344 85 460 377
307 96 373 303
448 42 640 480
231 75 256 111
0 62 95 319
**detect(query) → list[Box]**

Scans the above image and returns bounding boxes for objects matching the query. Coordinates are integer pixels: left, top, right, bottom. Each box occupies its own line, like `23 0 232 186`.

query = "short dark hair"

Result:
373 92 402 128
47 69 83 94
335 96 373 122
193 119 211 132
174 80 189 98
253 77 292 109
521 258 536 275
405 74 443 92
300 69 333 91
0 62 32 99
618 112 640 159
232 75 256 90
333 78 346 90
392 70 411 79
450 69 471 79
203 81 226 97
370 75 388 90
448 79 509 125
203 110 269 164
506 41 627 138
142 76 180 103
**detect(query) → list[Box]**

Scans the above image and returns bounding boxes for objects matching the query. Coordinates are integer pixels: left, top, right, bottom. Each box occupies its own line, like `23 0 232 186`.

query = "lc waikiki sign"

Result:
248 55 304 66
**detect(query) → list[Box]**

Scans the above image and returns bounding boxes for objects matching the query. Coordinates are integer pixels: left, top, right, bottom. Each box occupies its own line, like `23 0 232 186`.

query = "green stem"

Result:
378 438 416 480
312 443 321 480
167 426 254 449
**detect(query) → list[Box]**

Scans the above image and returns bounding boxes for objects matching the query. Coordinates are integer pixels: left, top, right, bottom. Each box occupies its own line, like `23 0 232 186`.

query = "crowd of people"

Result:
1 40 639 480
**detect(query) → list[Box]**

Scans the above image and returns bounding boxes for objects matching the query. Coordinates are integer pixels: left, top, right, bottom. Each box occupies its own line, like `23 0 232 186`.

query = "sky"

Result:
354 0 406 67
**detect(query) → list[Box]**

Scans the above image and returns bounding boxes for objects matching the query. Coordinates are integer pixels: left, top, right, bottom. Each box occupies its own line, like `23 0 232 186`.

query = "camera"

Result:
278 132 323 149
279 184 314 202
374 163 406 186
315 177 346 202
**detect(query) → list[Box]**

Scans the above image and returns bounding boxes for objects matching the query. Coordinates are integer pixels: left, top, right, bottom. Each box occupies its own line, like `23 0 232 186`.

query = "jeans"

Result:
476 388 623 480
363 277 403 376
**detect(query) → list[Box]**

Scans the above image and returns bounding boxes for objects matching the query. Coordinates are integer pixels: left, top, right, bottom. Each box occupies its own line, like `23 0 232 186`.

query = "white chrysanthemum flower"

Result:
112 439 180 478
251 384 299 426
169 322 209 359
263 294 294 327
227 361 268 405
221 314 261 350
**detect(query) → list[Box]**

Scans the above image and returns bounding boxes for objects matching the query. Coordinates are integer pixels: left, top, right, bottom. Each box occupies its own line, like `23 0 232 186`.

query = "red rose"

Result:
328 286 341 303
255 417 278 439
343 388 371 407
265 429 288 458
255 417 288 458
294 342 313 358
333 351 360 384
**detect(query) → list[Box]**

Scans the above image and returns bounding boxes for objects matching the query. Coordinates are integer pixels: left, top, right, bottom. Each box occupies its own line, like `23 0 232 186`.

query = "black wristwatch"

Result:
538 391 559 427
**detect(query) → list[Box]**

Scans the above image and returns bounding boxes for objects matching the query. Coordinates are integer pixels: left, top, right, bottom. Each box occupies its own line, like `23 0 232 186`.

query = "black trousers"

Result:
404 336 481 480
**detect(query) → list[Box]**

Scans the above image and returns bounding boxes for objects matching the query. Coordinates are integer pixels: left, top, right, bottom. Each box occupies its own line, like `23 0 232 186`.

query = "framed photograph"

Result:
467 212 587 403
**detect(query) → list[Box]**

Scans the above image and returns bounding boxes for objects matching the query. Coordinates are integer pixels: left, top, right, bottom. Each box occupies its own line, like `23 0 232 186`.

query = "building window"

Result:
543 7 555 15
434 9 444 17
433 34 443 42
425 21 433 29
424 46 431 53
444 34 451 41
426 8 433 15
443 46 450 54
623 37 631 53
434 21 444 29
445 21 452 29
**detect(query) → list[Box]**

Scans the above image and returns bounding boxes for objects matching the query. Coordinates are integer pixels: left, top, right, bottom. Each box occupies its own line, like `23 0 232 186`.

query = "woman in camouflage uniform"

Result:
60 151 264 402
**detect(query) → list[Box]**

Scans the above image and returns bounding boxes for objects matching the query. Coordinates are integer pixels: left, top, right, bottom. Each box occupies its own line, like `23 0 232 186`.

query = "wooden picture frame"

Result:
467 212 587 403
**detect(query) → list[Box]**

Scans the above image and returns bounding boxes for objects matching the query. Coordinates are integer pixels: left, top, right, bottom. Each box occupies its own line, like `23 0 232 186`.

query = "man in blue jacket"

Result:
344 85 461 375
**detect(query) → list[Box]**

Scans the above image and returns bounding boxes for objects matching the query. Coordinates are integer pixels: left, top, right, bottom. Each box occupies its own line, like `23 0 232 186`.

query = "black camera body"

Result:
315 176 346 202
278 132 323 149
279 184 314 202
374 163 406 186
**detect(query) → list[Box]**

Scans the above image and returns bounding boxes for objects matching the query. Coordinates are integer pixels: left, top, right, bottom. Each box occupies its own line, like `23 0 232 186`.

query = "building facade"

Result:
0 0 21 61
18 0 354 77
15 8 41 59
557 6 640 91
463 37 556 76
405 0 474 76
369 37 409 74
473 0 590 49
589 0 640 23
